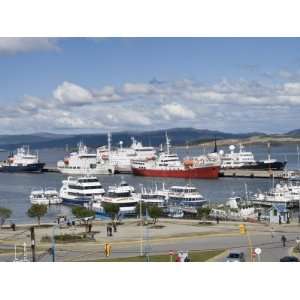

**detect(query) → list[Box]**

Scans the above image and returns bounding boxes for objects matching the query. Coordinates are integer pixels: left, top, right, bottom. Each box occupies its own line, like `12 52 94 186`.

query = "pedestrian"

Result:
113 222 117 232
281 235 287 247
216 216 220 224
106 224 109 237
279 215 282 225
11 223 16 231
88 223 92 233
109 226 113 236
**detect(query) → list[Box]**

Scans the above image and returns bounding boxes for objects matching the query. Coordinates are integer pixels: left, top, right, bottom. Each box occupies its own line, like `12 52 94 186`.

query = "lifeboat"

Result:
183 159 193 167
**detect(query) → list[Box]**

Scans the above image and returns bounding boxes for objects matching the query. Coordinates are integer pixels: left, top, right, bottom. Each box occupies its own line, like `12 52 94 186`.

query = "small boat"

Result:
30 188 61 205
30 188 49 205
44 188 62 204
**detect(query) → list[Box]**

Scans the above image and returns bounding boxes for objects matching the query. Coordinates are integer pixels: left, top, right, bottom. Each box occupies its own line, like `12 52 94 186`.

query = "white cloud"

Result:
161 103 196 119
0 38 59 55
3 76 300 134
53 81 93 106
122 82 154 94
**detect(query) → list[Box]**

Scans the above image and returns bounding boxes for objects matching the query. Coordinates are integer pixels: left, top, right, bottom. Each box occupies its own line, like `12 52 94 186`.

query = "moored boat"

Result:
132 134 220 179
0 146 45 173
59 175 105 205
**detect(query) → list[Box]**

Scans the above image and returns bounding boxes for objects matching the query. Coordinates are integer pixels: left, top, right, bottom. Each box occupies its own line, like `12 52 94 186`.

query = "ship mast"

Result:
107 132 112 153
165 132 170 155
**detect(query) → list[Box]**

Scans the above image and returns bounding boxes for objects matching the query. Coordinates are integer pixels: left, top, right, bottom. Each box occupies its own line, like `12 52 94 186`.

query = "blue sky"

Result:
1 37 300 134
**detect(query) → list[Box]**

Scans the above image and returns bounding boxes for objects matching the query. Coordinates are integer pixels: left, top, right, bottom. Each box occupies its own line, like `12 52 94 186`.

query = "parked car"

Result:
279 256 299 262
226 251 245 262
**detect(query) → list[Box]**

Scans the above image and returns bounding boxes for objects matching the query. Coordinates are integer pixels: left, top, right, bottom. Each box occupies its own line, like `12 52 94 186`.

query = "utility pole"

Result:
30 226 36 262
140 199 143 256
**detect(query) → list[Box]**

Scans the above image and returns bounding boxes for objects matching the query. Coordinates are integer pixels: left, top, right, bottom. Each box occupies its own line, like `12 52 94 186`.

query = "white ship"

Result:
59 175 105 205
97 133 157 173
219 144 286 170
91 179 137 216
252 182 300 207
57 142 115 175
168 185 207 208
220 144 256 169
134 183 169 207
0 146 45 173
30 188 62 205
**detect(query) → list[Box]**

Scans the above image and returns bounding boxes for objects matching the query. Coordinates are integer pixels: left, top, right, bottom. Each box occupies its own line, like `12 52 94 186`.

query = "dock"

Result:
219 169 285 179
42 167 60 173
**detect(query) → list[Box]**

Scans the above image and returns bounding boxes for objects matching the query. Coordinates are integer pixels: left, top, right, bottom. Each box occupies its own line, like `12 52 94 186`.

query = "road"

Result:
1 222 299 262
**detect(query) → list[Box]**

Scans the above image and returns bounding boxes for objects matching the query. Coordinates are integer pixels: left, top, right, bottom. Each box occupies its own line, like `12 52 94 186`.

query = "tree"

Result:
72 207 96 232
197 207 211 221
0 207 12 228
148 206 163 224
102 202 120 221
27 204 48 226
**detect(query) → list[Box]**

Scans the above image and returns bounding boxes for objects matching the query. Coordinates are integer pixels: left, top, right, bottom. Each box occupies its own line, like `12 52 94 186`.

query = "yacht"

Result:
30 188 61 205
134 184 169 207
57 142 115 175
0 146 45 172
168 185 207 208
132 133 220 178
97 133 157 173
59 176 105 205
101 180 137 215
91 180 137 216
252 182 299 207
219 143 286 170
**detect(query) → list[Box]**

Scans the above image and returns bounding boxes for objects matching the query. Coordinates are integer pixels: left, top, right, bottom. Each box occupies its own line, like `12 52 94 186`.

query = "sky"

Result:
1 37 300 134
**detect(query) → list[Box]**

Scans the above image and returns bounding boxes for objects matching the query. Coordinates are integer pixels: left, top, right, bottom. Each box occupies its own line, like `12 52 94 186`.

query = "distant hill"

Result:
286 129 300 136
0 127 293 150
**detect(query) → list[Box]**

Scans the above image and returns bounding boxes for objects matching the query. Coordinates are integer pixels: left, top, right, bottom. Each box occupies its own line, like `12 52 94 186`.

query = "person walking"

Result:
281 235 287 247
113 222 117 232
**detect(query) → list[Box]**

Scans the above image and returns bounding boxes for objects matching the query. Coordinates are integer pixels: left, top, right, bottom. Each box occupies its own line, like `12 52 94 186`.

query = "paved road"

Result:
1 224 300 262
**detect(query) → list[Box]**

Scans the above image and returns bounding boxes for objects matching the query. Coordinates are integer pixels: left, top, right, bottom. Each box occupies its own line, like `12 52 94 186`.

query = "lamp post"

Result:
51 224 60 262
139 184 143 256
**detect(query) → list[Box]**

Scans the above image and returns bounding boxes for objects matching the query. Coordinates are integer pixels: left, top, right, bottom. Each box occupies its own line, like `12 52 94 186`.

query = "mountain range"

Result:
0 128 299 150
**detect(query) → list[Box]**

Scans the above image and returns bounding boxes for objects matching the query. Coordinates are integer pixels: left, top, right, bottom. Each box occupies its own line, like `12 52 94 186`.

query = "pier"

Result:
219 169 286 179
42 167 60 173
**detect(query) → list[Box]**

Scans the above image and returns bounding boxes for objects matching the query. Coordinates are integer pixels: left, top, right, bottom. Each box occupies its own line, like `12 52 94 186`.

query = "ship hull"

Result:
0 163 45 173
57 166 115 175
236 161 286 171
61 197 91 206
132 166 220 179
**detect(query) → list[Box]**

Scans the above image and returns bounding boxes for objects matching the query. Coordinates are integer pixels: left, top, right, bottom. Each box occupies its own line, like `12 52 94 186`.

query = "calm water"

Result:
0 144 299 224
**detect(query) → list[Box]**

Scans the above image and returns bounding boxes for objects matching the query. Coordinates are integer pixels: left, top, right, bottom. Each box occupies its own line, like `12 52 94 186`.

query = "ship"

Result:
97 133 157 173
57 142 115 175
0 146 45 172
59 175 105 206
131 134 220 179
219 143 286 171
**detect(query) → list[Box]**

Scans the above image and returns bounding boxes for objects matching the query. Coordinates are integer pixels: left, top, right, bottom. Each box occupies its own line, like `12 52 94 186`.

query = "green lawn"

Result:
96 249 224 262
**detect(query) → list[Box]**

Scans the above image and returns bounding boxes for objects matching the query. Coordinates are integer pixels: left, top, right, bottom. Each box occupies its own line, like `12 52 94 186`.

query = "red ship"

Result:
131 134 220 179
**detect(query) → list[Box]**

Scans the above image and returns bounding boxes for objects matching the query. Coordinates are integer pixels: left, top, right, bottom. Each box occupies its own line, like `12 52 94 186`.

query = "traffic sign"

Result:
254 248 262 255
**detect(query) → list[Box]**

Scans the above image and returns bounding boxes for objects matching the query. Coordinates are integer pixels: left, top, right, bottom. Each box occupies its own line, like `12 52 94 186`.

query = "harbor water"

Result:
0 144 299 224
